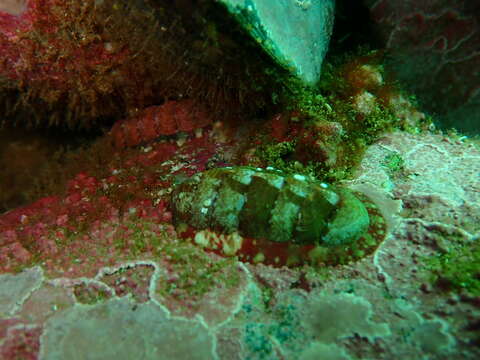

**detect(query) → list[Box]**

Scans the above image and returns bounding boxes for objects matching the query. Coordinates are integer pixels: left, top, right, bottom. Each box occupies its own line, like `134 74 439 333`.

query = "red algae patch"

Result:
0 127 478 359
153 245 247 327
0 322 41 360
109 100 213 149
0 128 223 278
0 171 175 277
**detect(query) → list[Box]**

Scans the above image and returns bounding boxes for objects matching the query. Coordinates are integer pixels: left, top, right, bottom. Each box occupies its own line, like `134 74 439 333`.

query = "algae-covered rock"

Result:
41 297 215 360
217 0 335 85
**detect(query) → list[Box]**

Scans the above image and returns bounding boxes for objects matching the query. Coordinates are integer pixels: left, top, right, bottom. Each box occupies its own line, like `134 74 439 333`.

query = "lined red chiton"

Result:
110 99 212 148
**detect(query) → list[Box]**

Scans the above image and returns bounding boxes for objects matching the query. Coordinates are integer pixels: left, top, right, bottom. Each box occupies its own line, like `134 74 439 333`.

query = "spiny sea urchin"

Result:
0 0 284 130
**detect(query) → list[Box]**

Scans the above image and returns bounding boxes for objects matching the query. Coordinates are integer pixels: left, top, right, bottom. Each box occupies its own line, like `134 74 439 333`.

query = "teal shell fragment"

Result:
171 167 370 246
216 0 335 85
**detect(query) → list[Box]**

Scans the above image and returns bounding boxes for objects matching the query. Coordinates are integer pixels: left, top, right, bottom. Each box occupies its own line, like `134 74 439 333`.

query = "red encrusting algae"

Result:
109 99 213 148
0 169 173 277
0 0 163 127
0 124 225 277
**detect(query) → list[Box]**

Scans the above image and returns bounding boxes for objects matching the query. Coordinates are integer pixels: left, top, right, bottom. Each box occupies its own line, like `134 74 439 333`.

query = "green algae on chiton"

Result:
171 166 386 266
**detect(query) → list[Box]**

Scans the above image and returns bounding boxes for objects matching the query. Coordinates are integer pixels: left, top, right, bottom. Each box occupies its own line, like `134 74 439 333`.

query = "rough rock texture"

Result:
0 267 42 317
364 0 480 134
217 0 335 84
40 297 215 360
0 0 283 129
0 129 479 359
0 0 26 15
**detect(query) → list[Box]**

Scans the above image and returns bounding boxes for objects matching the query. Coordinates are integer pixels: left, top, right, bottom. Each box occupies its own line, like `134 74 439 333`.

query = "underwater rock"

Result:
217 0 335 85
364 0 480 134
172 166 386 266
40 297 215 360
0 0 165 128
0 0 26 15
0 0 281 129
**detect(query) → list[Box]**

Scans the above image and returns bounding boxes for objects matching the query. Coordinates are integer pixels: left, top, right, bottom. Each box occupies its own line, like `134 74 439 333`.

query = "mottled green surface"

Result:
217 0 335 85
322 188 370 246
172 166 370 246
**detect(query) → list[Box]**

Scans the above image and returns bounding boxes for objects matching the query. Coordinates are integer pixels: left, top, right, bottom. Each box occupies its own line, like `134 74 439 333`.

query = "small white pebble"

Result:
293 174 306 181
194 128 203 138
104 42 113 52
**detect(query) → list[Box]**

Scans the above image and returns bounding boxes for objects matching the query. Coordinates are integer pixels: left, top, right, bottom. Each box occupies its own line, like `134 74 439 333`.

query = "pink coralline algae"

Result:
365 0 480 133
109 99 213 149
0 319 41 360
0 1 124 91
0 0 171 128
0 126 225 277
0 170 172 277
0 124 480 359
